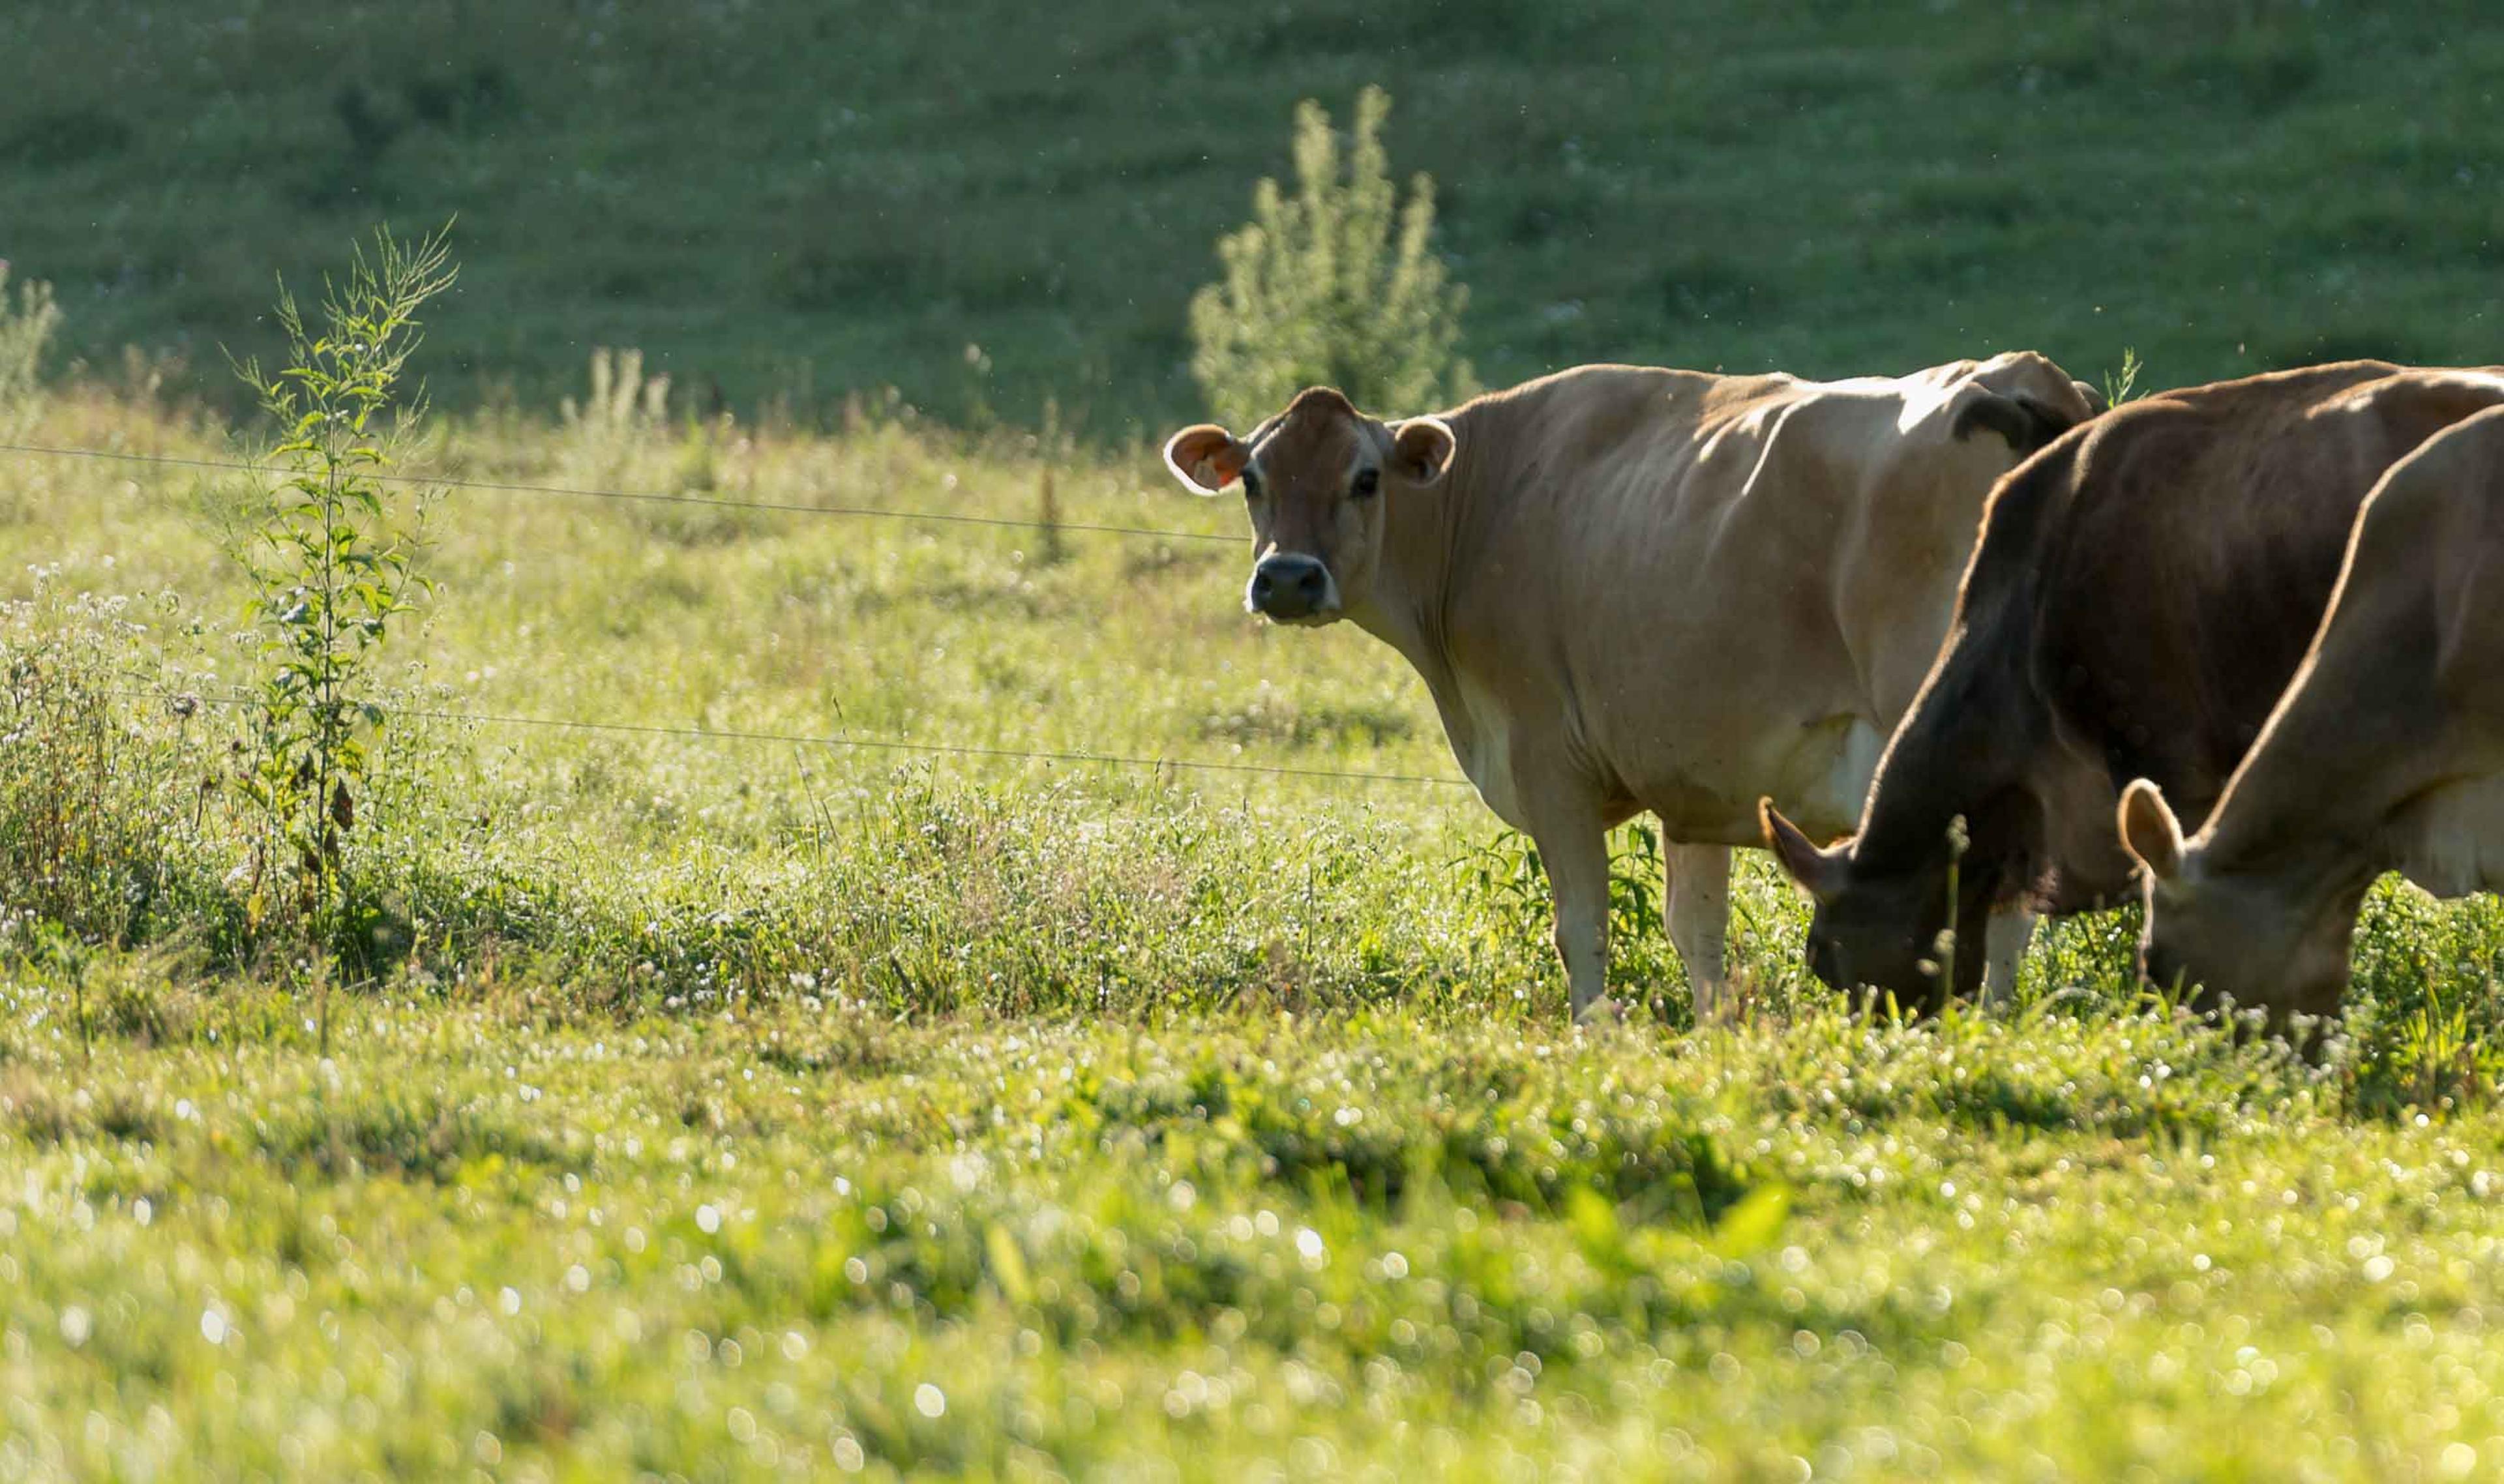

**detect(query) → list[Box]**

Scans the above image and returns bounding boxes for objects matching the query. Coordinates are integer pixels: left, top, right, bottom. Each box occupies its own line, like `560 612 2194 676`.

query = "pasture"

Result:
12 2 2504 1477
7 391 2504 1478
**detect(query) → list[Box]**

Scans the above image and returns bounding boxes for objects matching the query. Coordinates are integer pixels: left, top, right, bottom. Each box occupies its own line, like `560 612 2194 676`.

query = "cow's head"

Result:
1162 387 1457 625
1761 802 2000 1012
2117 780 2358 1022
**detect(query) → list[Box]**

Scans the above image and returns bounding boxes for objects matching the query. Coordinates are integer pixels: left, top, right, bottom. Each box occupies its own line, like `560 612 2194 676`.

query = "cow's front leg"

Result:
1525 800 1612 1022
1665 842 1733 1024
1980 906 2036 1009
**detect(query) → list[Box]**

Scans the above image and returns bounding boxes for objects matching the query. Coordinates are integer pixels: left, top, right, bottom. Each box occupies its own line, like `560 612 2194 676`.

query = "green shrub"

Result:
1188 87 1474 426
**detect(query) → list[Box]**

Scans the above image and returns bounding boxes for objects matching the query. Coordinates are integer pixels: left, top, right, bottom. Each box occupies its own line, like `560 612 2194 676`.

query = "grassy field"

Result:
7 3 2504 430
7 376 2504 1476
12 6 2504 1466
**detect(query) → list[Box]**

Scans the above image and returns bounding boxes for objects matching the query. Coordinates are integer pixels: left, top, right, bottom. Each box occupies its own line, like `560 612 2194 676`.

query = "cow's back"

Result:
1433 355 2082 842
1951 361 2504 892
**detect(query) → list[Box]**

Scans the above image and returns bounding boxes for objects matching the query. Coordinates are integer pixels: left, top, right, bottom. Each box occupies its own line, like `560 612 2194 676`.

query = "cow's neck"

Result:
1345 400 1491 711
1853 596 2049 891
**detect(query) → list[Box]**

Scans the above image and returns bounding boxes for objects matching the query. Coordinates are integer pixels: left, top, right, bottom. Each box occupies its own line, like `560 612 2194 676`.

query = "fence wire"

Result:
104 688 1472 792
18 439 1464 790
0 439 1238 544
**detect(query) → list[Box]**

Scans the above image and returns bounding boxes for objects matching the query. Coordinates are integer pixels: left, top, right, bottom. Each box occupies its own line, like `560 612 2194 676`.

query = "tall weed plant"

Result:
0 261 63 438
559 345 671 485
227 226 454 992
556 346 763 541
1189 87 1474 426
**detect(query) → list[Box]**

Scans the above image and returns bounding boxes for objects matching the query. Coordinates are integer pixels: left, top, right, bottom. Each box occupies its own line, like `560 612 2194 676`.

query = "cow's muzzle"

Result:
1247 554 1338 622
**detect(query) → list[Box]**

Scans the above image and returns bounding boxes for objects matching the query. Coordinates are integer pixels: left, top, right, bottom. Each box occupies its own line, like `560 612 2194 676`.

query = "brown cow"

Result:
2119 404 2504 1022
1765 362 2504 1011
1163 354 2100 1022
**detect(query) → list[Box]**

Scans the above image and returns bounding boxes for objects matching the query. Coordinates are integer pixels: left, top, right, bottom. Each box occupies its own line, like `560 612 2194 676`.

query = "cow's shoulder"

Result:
2355 402 2504 585
2312 364 2504 435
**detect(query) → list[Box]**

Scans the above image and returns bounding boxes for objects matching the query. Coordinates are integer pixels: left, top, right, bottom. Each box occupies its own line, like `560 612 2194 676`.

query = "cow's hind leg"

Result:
1665 841 1733 1025
1522 791 1613 1022
1980 906 2036 1010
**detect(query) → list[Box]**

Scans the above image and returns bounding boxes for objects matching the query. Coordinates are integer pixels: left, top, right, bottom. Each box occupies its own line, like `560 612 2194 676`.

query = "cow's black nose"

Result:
1249 554 1332 618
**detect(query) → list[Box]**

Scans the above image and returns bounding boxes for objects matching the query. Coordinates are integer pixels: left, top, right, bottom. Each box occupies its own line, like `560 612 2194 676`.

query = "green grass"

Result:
6 3 2504 433
16 10 2504 1472
8 385 2504 1475
7 983 2504 1477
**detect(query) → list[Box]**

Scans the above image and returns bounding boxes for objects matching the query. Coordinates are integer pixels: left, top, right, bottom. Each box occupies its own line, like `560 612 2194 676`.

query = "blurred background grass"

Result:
7 1 2502 434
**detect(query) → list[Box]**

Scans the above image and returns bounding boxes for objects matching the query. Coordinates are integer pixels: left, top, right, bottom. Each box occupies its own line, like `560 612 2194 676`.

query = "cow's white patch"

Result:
1789 716 1890 840
2398 774 2504 897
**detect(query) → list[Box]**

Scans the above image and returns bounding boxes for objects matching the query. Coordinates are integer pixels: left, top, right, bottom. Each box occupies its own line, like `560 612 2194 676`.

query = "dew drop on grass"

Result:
200 1309 226 1345
698 1204 721 1234
915 1383 946 1418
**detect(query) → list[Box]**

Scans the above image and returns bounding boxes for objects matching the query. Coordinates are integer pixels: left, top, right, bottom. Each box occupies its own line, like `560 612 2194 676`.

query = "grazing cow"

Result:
1162 353 2101 1022
2119 404 2504 1023
1763 362 2504 1011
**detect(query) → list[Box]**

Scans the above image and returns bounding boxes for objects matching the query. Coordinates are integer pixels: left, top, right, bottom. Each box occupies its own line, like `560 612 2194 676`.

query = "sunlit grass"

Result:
3 981 2500 1478
8 394 2504 1476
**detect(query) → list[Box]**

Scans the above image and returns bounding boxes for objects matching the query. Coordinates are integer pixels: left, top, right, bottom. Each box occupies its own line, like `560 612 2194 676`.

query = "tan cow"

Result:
1764 363 2504 1015
2120 403 2504 1023
1162 354 2101 1021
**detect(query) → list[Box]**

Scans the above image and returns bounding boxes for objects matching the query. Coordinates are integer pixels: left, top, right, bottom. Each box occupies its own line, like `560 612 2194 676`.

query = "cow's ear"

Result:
1390 416 1457 486
2072 378 2109 416
1760 799 1849 903
1163 424 1247 494
2117 779 2185 881
1952 387 2079 458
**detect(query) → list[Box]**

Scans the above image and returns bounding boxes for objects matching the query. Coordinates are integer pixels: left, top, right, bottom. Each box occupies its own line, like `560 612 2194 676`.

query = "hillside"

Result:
7 1 2503 433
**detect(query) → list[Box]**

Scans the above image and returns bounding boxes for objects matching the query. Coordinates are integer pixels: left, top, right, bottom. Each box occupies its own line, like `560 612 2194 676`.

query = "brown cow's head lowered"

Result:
2116 779 2361 1024
1760 802 1999 1013
1163 387 1457 625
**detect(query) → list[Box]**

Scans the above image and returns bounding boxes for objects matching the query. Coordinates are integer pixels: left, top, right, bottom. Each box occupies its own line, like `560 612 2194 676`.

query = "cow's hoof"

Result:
1689 987 1739 1029
1573 995 1625 1027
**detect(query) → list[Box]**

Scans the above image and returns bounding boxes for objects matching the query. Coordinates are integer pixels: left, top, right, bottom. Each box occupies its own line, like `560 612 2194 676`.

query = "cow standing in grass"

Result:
2119 404 2504 1024
1163 354 2100 1022
1763 363 2504 1014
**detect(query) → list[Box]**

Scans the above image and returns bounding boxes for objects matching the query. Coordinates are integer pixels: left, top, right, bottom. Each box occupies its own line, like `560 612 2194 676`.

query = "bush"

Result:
1188 87 1474 427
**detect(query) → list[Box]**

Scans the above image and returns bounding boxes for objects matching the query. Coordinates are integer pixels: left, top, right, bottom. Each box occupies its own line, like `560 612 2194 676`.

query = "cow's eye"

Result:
1351 467 1380 499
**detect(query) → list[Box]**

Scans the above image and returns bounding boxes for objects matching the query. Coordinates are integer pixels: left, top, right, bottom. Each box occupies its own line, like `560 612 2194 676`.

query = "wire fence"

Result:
7 438 1469 792
112 689 1473 790
0 439 1240 544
